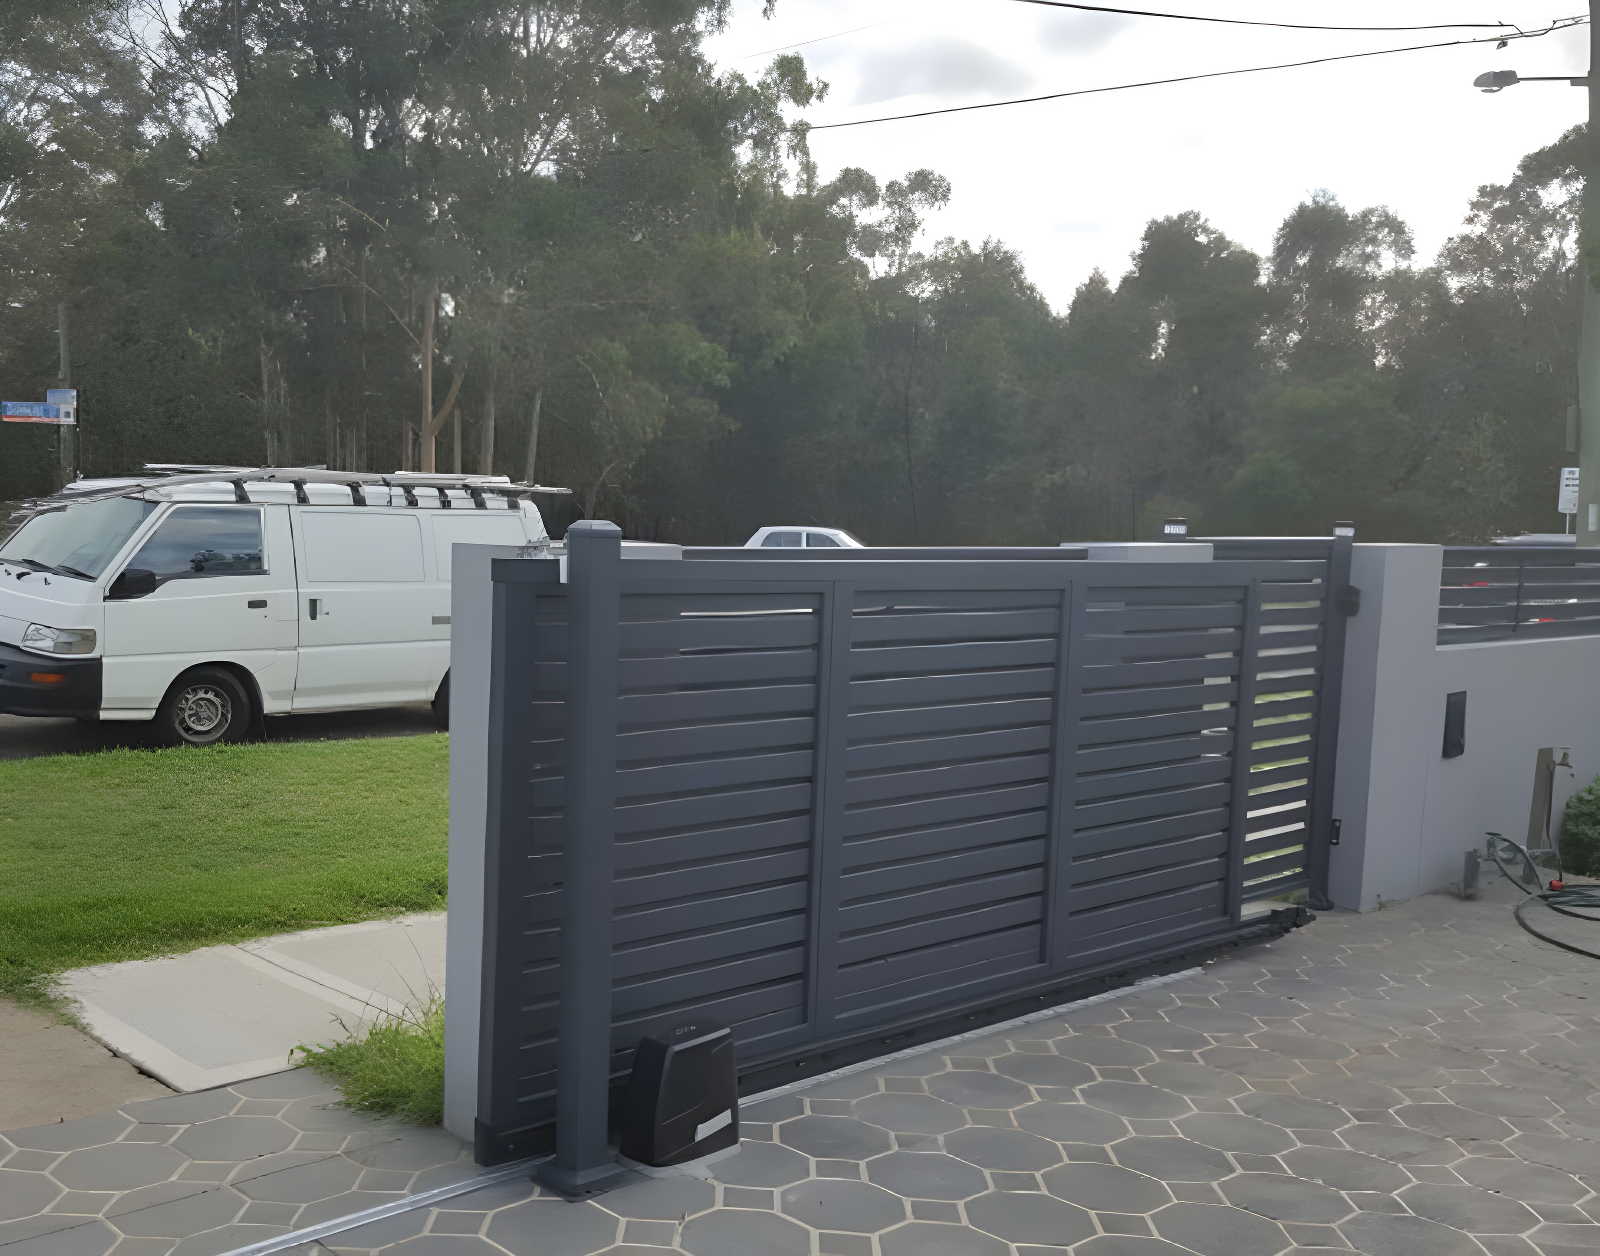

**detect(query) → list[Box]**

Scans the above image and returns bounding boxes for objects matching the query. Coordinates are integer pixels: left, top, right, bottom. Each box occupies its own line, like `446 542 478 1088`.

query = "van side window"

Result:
805 532 841 547
761 531 802 547
124 507 265 584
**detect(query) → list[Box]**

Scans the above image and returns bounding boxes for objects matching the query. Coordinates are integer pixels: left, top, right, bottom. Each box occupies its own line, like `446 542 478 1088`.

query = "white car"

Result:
745 525 864 549
0 468 561 745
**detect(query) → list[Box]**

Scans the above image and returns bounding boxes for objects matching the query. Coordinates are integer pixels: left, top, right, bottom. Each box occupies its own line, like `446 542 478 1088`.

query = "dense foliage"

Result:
0 1 1589 543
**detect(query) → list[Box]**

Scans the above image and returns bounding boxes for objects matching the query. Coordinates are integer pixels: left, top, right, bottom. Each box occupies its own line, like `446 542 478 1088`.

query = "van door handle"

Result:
248 599 267 609
308 598 320 620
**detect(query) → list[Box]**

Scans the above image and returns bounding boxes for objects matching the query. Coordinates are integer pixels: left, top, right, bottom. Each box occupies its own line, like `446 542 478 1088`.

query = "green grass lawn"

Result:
0 735 449 1006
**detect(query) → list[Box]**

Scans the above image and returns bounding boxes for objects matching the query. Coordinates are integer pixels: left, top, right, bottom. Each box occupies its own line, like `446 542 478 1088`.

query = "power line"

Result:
739 22 885 59
806 20 1585 131
1004 0 1536 34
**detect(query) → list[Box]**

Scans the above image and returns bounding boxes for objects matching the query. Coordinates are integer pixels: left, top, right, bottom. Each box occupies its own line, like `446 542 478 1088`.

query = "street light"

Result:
1473 69 1588 91
1477 20 1599 545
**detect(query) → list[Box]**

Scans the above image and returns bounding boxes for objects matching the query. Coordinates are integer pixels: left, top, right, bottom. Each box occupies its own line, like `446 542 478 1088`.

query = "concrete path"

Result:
60 916 446 1092
6 878 1600 1256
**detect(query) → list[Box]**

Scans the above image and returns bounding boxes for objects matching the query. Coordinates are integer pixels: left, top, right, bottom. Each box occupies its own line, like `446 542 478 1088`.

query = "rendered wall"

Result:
1330 542 1600 910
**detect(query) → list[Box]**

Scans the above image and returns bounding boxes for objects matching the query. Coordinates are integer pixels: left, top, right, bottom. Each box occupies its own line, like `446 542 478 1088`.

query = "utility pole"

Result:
58 301 75 489
1581 6 1600 544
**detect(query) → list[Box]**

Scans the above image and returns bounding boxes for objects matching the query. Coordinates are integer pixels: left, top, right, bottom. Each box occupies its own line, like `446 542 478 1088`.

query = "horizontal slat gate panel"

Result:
1438 547 1600 644
602 589 823 1085
815 586 1063 1029
483 545 1346 1147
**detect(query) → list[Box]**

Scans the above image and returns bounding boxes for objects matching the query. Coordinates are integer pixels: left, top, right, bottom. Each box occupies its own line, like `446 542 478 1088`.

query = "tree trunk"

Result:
453 407 462 474
420 285 438 472
524 387 543 483
481 372 496 475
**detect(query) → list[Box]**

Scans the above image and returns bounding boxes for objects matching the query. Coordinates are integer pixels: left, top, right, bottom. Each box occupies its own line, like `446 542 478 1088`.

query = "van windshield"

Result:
0 497 159 579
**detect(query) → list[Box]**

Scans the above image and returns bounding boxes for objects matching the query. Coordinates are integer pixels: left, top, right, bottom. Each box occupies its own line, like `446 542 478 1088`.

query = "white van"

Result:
0 468 560 745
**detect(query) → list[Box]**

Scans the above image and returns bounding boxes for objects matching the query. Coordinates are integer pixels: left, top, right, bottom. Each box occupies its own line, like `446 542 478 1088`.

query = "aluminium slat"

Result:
613 781 813 837
851 588 1062 613
612 847 811 909
1243 825 1307 855
1083 628 1243 664
847 668 1059 710
1240 849 1307 880
610 916 807 980
833 925 1043 1003
1078 679 1238 720
1436 604 1520 626
1437 625 1515 645
1257 622 1323 648
846 696 1053 742
840 836 1048 901
1069 806 1230 858
1074 755 1233 803
614 815 812 873
849 638 1059 679
1256 605 1324 626
1083 585 1245 607
1072 780 1232 830
1069 830 1228 883
1246 759 1312 789
1085 603 1244 632
612 976 808 1037
1074 732 1223 774
1252 666 1323 695
1507 617 1600 639
611 949 806 1018
841 810 1048 869
1242 874 1310 902
1077 707 1236 747
617 682 817 728
836 866 1046 933
843 753 1050 807
1070 881 1224 935
619 649 818 690
1077 655 1241 691
841 781 1050 840
616 717 817 764
835 897 1044 968
1066 855 1228 912
618 615 819 651
615 749 814 801
848 607 1062 645
1250 694 1318 721
611 883 809 944
1506 601 1600 622
1065 909 1235 970
1437 587 1520 607
847 724 1052 773
622 592 823 619
831 942 1046 1021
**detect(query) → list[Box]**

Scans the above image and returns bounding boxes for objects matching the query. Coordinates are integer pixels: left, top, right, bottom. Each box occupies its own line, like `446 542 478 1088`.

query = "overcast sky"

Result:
701 1 1592 312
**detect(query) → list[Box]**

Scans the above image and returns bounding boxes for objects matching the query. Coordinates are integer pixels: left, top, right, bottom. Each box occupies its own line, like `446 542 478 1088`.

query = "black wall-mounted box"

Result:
620 1018 740 1167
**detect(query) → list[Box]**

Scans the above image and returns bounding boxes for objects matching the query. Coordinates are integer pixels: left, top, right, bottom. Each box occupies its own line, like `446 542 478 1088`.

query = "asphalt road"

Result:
0 703 441 760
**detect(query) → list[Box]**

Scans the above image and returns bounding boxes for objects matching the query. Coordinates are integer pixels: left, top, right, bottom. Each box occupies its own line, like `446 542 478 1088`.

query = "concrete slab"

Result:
60 915 445 1093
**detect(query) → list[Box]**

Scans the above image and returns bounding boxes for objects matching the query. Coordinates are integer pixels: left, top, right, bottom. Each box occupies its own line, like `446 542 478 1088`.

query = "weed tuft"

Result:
295 996 446 1126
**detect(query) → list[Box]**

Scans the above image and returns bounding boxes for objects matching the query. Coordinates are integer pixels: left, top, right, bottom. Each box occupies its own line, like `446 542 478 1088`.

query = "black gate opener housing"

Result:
620 1018 740 1167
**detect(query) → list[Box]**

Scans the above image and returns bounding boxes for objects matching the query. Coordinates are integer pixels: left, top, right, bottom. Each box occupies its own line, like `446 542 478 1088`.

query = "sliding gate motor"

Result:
620 1018 739 1166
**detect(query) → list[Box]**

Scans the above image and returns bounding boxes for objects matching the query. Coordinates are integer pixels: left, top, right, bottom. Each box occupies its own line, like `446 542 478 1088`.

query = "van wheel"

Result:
153 667 251 747
432 671 449 731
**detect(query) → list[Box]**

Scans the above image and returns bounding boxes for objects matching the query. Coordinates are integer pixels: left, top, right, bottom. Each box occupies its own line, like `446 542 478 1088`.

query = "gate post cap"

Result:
567 519 622 539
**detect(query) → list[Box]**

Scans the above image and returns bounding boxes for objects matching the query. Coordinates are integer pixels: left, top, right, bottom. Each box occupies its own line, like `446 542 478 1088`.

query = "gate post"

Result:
537 520 625 1194
1306 528 1356 910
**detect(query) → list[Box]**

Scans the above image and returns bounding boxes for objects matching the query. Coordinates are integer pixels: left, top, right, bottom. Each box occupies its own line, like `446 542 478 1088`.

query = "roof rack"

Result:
12 466 572 517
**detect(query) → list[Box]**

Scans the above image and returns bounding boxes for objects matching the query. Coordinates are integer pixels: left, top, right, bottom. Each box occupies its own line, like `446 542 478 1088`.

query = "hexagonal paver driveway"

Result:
8 876 1600 1256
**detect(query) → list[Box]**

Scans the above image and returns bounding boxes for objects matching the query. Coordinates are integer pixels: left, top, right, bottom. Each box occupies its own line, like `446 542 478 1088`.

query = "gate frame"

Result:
459 533 1355 1167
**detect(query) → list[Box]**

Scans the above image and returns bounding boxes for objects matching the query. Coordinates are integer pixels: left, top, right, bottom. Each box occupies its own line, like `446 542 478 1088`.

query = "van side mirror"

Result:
109 568 158 600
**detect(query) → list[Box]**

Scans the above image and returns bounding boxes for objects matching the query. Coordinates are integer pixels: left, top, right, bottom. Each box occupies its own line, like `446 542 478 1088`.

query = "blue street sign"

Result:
3 398 74 424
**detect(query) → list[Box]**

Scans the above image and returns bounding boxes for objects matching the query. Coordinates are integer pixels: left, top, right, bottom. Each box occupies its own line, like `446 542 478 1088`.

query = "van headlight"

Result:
21 624 96 656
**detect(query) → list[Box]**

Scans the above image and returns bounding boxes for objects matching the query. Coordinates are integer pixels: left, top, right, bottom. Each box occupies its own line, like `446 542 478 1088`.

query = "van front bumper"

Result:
0 642 102 718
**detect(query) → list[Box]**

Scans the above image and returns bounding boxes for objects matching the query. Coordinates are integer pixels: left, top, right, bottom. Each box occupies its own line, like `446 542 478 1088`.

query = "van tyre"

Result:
432 671 450 731
153 667 251 747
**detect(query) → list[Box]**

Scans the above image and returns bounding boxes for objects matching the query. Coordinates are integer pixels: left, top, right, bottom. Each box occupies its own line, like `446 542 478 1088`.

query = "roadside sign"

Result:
1559 467 1580 514
46 389 77 423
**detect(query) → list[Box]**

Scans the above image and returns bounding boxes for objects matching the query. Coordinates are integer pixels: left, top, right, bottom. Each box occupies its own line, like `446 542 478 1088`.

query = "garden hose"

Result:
1486 832 1600 961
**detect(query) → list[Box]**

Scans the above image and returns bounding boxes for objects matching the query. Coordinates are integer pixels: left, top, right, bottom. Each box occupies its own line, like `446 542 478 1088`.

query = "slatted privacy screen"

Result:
477 533 1352 1163
1438 546 1600 644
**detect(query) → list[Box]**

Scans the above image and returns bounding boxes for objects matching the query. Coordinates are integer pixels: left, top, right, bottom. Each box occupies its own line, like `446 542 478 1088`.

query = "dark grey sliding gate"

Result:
476 529 1353 1167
